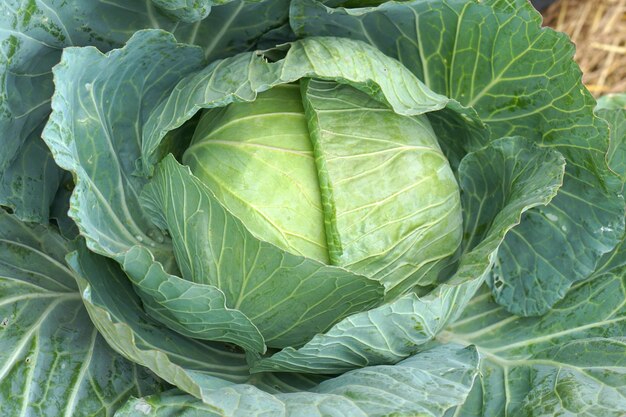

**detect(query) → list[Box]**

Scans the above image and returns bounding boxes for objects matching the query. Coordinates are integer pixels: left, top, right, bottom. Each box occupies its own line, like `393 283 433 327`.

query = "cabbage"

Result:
0 1 624 416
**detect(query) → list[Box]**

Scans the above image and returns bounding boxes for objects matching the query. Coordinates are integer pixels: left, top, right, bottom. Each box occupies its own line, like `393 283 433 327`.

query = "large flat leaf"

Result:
116 344 478 417
443 265 626 416
0 120 63 221
0 211 164 416
290 0 625 316
141 156 383 348
252 137 565 374
150 0 278 24
166 0 290 62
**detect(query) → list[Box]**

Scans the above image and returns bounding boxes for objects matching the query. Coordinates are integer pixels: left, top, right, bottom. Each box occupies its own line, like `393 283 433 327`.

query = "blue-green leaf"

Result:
67 243 252 395
1 0 288 221
43 30 205 263
150 0 212 22
597 94 626 111
0 211 165 416
116 344 478 417
0 121 63 222
444 264 626 416
596 94 626 186
123 245 266 354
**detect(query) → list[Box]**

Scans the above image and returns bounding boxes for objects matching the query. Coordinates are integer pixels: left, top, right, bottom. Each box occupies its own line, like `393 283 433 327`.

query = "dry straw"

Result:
543 0 626 96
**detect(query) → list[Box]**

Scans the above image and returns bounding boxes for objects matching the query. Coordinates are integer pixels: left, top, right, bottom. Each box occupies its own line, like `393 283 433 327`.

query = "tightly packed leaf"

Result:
0 0 624 416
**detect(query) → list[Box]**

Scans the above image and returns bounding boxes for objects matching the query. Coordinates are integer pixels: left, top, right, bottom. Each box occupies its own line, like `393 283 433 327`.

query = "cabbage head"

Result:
0 1 624 416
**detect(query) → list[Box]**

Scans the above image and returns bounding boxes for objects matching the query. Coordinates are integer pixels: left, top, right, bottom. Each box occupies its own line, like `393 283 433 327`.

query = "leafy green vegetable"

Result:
1 1 624 416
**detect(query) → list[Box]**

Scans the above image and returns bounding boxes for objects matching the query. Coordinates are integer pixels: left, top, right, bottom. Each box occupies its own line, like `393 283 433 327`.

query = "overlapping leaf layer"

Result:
0 1 623 416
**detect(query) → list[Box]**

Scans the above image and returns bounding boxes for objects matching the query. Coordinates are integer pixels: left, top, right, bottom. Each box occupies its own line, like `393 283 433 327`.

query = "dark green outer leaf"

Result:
0 0 288 222
150 0 212 22
50 172 79 240
290 0 625 317
1 0 288 172
0 211 165 416
443 264 626 416
0 120 63 222
0 0 173 219
150 0 276 24
169 0 290 62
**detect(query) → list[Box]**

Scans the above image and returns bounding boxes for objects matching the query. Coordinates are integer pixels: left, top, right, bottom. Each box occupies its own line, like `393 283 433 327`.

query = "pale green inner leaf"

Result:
301 78 462 293
184 83 329 263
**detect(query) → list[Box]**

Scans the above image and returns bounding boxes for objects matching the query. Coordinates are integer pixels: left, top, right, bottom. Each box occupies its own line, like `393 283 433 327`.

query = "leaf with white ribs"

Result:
0 211 165 417
115 344 479 417
140 155 384 349
443 261 626 416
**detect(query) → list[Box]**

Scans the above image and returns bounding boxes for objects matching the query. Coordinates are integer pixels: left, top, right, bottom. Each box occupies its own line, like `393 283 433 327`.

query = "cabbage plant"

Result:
0 0 624 416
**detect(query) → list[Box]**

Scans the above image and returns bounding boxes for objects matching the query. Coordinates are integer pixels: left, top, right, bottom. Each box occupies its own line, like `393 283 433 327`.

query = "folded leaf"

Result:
140 36 483 176
141 156 383 348
116 344 478 417
67 243 252 397
43 30 205 263
123 246 266 354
